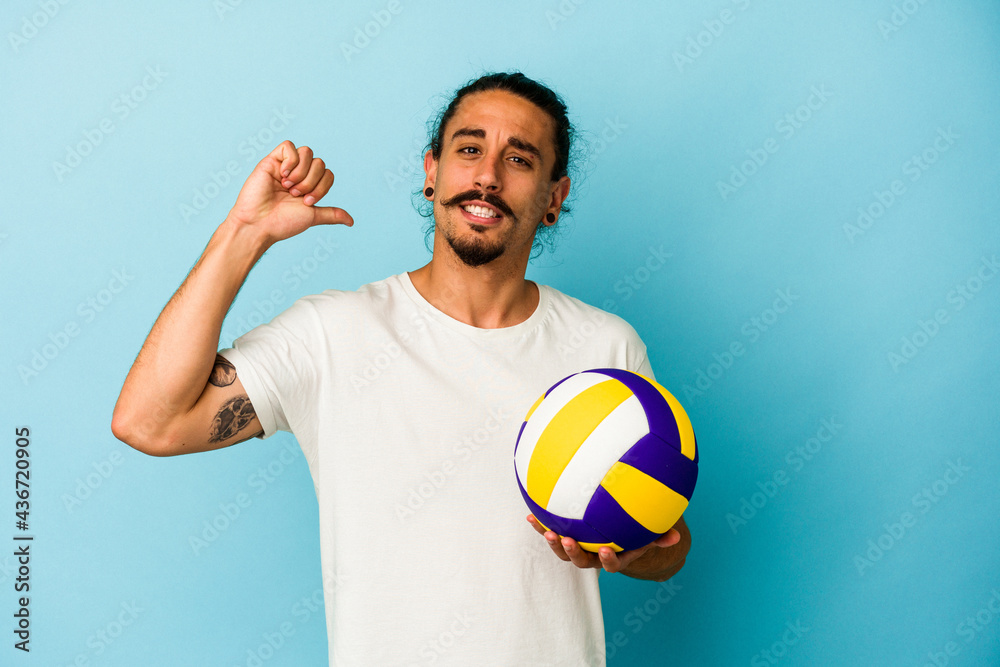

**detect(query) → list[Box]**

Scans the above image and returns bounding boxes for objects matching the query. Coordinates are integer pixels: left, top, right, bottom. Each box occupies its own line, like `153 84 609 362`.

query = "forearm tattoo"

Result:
209 355 237 387
209 395 258 443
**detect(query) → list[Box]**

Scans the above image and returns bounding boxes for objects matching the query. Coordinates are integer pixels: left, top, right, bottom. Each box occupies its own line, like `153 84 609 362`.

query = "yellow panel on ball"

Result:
526 379 633 508
600 461 689 535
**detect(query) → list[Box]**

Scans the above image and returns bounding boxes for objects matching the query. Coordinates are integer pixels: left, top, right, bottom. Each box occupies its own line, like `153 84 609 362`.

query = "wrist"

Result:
219 214 273 261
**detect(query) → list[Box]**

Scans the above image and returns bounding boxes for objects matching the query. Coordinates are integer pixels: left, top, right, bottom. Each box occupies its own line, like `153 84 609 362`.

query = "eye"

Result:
458 146 480 155
509 155 531 166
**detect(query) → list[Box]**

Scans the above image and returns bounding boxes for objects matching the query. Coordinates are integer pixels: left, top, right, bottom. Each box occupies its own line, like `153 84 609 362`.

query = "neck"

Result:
408 241 538 329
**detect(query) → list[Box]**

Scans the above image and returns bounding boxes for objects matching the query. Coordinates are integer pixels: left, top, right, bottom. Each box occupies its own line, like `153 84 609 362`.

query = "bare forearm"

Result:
113 218 268 441
621 518 691 582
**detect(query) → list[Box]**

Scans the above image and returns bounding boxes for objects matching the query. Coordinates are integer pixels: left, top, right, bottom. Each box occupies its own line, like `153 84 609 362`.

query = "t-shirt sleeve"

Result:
217 296 323 440
633 347 656 383
619 317 656 382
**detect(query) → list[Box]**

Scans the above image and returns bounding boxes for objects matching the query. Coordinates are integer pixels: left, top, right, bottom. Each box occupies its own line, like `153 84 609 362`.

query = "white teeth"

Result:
462 204 498 219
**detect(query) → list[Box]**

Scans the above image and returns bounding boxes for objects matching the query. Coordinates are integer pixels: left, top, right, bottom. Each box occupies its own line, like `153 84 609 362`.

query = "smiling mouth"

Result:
459 204 505 225
461 203 501 220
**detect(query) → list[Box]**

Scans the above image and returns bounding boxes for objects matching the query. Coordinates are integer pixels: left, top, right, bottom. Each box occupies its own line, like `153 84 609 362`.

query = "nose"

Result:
474 151 503 192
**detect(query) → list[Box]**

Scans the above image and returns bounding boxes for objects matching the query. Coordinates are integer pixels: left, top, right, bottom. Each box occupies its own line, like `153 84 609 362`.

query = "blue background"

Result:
2 1 999 665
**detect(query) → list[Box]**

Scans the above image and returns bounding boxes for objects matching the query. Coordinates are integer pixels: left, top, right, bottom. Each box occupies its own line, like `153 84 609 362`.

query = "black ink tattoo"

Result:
232 429 264 445
208 395 257 443
233 429 264 445
209 355 237 387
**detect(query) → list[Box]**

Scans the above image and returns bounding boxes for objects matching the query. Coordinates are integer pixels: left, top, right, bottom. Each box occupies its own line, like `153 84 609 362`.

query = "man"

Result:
113 71 690 665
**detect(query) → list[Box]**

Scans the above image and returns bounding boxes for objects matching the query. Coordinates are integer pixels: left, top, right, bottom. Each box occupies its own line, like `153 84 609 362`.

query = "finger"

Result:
310 205 354 227
526 515 548 536
652 529 681 549
560 537 600 569
598 547 624 573
302 170 334 206
528 516 571 560
292 158 327 197
538 529 569 561
608 538 669 574
285 146 313 187
269 140 298 179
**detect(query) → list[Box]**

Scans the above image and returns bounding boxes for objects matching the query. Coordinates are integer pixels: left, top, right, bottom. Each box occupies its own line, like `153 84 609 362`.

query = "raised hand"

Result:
227 140 354 247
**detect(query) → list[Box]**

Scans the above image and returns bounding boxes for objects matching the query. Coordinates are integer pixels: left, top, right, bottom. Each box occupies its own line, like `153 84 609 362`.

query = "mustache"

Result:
442 190 514 219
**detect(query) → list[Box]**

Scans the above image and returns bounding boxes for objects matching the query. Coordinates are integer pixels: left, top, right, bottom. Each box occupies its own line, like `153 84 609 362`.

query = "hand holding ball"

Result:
514 369 698 553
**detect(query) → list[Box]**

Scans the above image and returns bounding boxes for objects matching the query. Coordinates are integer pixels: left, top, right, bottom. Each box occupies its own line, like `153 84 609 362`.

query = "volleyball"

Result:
514 368 698 553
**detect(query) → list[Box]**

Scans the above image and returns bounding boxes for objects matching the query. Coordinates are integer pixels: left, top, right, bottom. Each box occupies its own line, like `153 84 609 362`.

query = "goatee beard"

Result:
444 229 505 267
438 190 517 267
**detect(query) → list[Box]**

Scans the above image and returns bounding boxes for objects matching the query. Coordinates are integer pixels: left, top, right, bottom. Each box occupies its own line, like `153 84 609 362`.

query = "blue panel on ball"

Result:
619 433 699 501
583 485 660 552
513 420 527 456
516 474 610 544
588 368 683 452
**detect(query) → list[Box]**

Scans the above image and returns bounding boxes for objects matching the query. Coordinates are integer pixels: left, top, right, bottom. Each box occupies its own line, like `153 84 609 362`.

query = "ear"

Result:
423 149 437 195
544 176 571 225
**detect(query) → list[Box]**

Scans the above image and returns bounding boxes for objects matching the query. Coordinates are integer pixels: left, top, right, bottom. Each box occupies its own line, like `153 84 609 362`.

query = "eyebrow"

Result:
450 126 542 161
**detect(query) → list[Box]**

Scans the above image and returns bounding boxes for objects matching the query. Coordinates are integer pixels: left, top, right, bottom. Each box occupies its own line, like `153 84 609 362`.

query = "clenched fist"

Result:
227 140 354 248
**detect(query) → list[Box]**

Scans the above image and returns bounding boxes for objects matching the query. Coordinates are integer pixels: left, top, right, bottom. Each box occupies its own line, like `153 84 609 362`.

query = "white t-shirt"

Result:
219 272 654 666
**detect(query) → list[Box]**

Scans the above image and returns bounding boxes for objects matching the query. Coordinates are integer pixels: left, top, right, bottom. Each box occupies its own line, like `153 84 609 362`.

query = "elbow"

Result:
111 409 174 457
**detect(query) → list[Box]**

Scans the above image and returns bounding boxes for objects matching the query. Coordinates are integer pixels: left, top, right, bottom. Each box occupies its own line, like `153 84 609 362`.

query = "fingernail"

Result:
282 170 290 177
282 179 293 187
304 196 315 205
290 188 300 196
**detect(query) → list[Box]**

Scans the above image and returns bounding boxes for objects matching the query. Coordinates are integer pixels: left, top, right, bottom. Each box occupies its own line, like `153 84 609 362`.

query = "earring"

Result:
546 213 556 223
424 187 434 198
